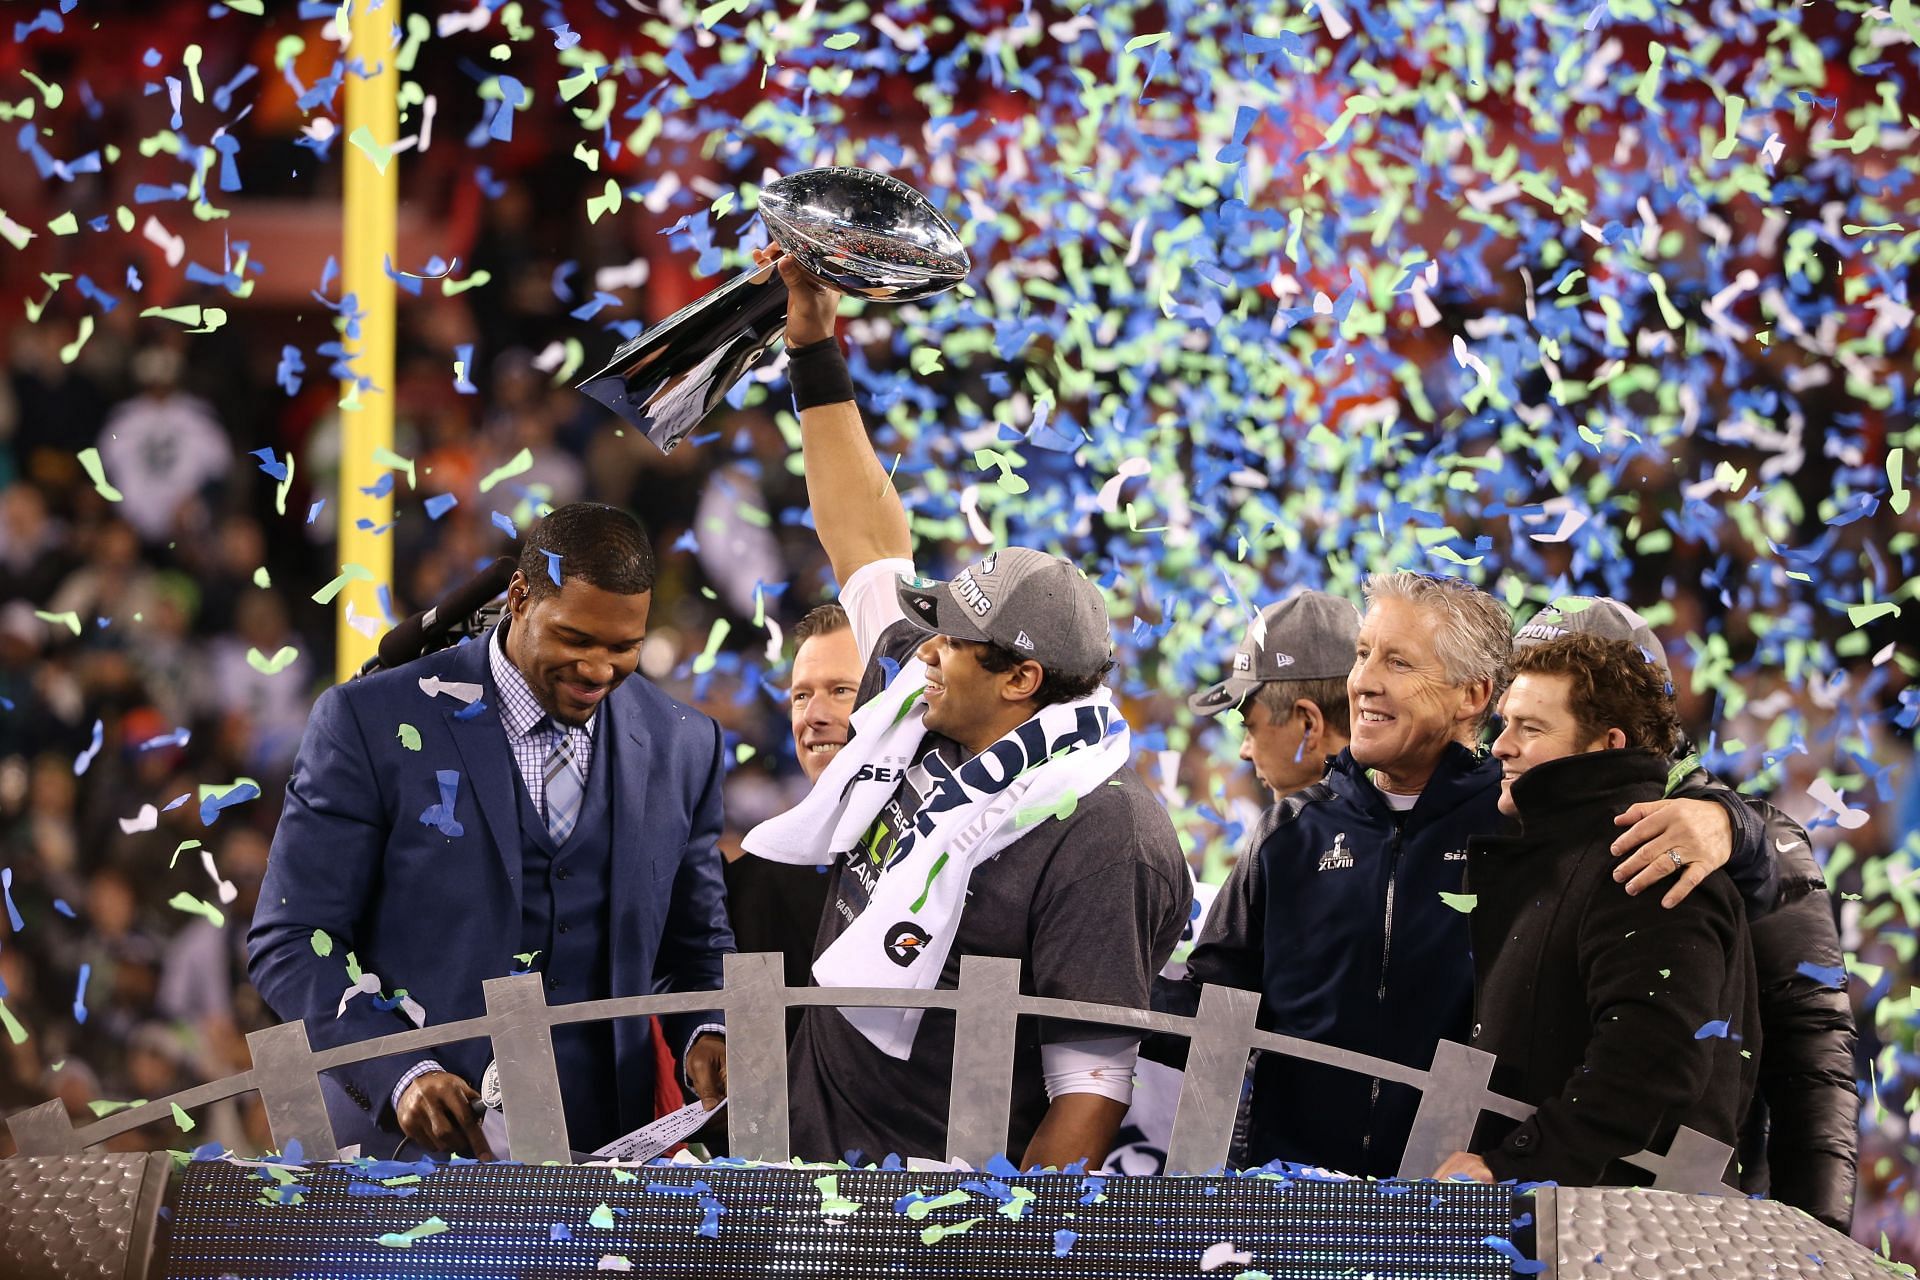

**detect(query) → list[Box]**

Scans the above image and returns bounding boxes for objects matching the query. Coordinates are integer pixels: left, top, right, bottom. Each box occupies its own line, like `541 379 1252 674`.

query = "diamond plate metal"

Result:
0 1153 170 1280
1551 1185 1889 1279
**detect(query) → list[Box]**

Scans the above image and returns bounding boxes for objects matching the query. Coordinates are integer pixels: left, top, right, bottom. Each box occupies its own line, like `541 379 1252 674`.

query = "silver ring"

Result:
1666 847 1685 869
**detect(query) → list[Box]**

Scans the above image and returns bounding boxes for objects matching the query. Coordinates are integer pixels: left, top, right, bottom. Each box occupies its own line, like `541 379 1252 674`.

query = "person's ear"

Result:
1294 699 1325 752
506 570 530 616
1000 659 1045 703
1604 726 1627 750
1457 678 1494 727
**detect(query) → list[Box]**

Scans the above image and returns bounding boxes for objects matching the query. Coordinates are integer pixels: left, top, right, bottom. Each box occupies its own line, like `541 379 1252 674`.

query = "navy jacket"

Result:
247 631 734 1154
1169 743 1774 1178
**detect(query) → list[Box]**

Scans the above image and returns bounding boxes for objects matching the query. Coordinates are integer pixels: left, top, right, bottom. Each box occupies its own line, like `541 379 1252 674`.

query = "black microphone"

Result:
369 556 517 673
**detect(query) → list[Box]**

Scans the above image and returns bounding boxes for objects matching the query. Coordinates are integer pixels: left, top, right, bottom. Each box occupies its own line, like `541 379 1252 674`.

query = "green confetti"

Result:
1664 754 1701 797
170 839 202 870
397 724 422 751
586 177 623 224
347 127 397 175
478 448 535 494
171 1103 195 1132
1438 892 1477 914
920 1218 984 1245
376 1217 449 1249
168 892 225 928
824 32 860 50
692 618 731 675
1015 790 1078 827
814 1174 861 1215
0 999 28 1046
76 448 124 502
48 211 78 236
221 0 265 13
311 930 333 958
34 610 82 637
246 646 300 675
443 269 493 297
312 563 374 605
910 347 945 376
252 566 272 588
371 446 418 490
589 1203 617 1229
903 1189 971 1220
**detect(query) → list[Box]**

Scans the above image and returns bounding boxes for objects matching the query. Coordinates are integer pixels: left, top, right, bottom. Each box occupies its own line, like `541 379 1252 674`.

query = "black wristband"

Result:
788 336 855 410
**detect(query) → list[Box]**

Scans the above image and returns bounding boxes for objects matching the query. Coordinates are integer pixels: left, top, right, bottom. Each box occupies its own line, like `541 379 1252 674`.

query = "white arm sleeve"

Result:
1039 1036 1140 1105
837 556 917 667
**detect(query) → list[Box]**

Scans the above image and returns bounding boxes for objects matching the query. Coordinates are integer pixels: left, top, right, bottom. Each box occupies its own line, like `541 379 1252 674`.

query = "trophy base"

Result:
577 264 790 453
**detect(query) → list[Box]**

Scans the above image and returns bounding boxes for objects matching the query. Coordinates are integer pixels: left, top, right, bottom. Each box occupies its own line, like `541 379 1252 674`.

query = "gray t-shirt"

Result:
787 620 1191 1165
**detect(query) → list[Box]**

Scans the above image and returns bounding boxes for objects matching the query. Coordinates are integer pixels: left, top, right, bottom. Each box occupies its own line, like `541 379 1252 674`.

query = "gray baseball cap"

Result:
894 547 1114 681
1514 596 1664 670
1188 591 1361 715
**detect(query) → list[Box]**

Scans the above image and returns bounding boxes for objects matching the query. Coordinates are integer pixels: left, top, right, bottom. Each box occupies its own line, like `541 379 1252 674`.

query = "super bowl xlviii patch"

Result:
1316 833 1354 872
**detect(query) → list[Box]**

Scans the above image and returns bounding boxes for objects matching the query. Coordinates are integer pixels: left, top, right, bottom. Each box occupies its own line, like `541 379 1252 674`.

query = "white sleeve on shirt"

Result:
837 556 917 667
1040 1036 1140 1105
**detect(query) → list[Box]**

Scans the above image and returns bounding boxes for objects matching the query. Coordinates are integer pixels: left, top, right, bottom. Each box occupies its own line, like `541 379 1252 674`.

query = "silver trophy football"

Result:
577 167 971 452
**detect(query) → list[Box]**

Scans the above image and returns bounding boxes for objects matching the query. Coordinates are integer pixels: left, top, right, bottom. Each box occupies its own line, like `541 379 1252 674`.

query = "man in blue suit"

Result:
249 503 733 1158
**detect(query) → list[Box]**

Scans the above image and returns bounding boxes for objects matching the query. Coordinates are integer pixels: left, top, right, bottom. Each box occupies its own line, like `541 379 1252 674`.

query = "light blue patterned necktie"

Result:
543 721 585 844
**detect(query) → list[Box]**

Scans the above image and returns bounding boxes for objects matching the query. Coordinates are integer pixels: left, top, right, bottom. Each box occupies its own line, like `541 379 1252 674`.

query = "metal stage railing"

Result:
4 952 1741 1191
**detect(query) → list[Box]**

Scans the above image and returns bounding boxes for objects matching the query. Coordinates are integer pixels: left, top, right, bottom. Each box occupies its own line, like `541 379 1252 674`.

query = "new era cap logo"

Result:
1015 630 1035 650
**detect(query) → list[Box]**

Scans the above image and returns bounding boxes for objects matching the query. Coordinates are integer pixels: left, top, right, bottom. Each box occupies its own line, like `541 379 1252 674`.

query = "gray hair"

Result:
1360 571 1513 732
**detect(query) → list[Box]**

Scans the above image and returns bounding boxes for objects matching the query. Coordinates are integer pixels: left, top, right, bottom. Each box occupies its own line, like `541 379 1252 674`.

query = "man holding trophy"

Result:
735 242 1192 1171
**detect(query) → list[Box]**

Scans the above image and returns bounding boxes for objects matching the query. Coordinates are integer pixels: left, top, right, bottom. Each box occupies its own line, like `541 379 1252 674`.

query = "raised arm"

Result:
762 248 914 583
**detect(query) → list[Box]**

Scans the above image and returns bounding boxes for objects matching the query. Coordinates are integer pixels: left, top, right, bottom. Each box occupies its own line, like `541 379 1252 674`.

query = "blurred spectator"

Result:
94 346 232 546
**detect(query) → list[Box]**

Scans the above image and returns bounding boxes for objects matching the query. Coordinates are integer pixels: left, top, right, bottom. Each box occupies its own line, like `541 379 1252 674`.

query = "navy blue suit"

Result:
247 630 733 1155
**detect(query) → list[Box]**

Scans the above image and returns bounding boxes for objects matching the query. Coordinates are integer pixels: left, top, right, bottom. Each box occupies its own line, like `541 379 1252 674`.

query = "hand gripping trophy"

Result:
577 167 971 452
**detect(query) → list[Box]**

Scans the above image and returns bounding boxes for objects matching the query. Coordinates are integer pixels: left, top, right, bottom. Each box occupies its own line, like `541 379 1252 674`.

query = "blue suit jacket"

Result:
247 632 734 1153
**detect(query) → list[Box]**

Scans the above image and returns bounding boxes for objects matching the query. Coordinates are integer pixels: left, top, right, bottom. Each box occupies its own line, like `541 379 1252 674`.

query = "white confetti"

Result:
118 804 159 834
418 676 484 704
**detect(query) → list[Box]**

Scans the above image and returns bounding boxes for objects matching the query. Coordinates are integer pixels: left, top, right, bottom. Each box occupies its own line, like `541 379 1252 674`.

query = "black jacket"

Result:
1467 750 1760 1186
1722 787 1859 1230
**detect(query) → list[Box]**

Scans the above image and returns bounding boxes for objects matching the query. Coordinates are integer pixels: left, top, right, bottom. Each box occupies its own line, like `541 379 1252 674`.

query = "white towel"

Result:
743 657 1132 1057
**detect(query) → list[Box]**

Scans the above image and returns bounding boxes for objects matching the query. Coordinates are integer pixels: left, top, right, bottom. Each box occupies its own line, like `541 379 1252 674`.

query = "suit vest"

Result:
516 725 620 1150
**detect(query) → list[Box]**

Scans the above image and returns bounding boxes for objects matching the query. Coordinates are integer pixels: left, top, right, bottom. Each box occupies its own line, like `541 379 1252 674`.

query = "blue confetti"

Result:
425 494 459 520
72 964 89 1024
491 511 518 538
51 899 75 919
1053 1229 1077 1257
73 719 104 776
1482 1235 1547 1274
199 781 261 828
249 447 288 482
1795 962 1847 989
418 770 466 837
1694 1020 1732 1040
544 551 563 587
1 868 24 932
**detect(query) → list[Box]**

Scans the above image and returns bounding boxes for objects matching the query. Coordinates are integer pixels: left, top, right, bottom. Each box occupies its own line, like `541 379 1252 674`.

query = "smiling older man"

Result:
1171 571 1775 1177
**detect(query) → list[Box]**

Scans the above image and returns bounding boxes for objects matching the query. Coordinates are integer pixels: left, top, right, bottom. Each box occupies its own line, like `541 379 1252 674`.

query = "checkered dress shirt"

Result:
489 622 597 815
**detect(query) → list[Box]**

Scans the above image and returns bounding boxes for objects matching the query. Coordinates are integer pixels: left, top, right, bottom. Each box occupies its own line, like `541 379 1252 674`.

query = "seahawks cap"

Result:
1514 596 1664 671
894 547 1113 681
1187 592 1361 716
